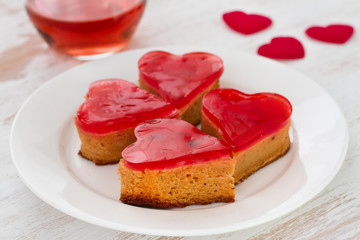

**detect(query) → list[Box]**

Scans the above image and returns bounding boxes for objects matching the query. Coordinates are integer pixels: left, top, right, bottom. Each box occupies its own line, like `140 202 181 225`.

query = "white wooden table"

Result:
1 0 360 239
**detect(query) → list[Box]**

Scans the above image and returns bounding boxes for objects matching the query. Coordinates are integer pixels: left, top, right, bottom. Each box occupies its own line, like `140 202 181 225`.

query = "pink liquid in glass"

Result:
26 0 146 58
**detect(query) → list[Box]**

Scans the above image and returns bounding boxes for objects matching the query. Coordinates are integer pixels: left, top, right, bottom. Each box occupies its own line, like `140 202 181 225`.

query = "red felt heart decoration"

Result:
257 37 305 59
305 24 354 44
222 11 272 35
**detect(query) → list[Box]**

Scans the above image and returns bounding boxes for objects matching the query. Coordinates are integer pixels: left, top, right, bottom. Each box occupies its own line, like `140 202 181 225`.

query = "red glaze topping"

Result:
138 51 224 109
76 79 179 134
122 118 233 171
202 89 292 151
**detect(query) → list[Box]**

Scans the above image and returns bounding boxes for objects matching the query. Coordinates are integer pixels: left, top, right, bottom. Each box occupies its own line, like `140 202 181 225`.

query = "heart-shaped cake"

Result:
222 10 272 35
257 37 305 60
201 88 292 183
305 24 354 44
138 51 223 125
118 118 235 208
75 79 179 165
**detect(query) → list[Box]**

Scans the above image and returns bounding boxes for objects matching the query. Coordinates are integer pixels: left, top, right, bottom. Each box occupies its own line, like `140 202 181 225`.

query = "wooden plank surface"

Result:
1 0 359 239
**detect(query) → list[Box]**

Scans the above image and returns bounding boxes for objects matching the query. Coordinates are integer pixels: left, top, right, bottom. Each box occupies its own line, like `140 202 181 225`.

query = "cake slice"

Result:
201 88 292 183
118 118 235 208
74 79 179 165
138 51 223 125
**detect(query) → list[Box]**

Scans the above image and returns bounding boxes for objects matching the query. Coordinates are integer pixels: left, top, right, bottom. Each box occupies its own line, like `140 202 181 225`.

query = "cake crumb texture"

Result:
233 122 291 183
118 158 235 208
202 112 291 184
76 124 135 165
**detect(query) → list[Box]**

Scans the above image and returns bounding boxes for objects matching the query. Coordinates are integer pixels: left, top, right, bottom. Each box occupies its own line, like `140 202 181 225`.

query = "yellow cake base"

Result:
118 157 235 208
201 113 291 184
75 120 136 165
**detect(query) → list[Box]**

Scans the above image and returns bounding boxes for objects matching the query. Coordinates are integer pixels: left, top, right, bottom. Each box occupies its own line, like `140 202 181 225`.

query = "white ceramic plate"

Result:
10 46 348 236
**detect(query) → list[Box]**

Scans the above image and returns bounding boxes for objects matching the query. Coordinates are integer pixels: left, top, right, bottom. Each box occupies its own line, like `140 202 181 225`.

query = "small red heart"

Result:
305 24 354 44
222 11 272 35
257 37 305 59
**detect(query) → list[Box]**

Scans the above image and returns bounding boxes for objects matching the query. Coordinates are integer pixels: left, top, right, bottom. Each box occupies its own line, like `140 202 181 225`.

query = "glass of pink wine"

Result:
26 0 146 60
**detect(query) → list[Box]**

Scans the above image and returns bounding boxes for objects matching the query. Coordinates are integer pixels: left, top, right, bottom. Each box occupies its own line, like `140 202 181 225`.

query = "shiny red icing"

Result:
122 119 233 171
305 24 354 44
75 79 179 134
222 11 272 35
202 89 292 151
138 51 224 109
